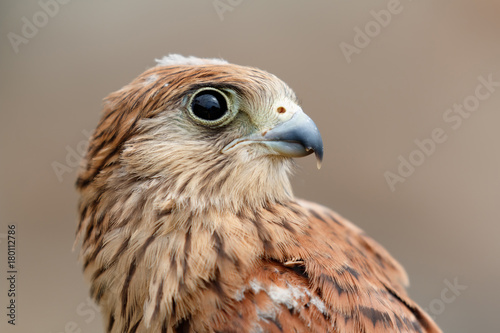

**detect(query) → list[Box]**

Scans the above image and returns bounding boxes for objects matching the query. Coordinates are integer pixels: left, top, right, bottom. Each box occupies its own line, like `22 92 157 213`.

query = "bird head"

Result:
76 55 323 212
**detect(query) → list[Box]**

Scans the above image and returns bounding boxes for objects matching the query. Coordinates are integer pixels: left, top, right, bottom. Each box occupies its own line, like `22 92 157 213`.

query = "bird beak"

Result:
222 109 324 169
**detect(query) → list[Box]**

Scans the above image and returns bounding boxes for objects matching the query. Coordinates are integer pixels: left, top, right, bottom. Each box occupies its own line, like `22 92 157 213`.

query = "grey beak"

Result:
262 110 324 168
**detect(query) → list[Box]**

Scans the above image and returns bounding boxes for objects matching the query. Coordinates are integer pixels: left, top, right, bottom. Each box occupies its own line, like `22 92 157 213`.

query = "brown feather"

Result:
75 55 441 332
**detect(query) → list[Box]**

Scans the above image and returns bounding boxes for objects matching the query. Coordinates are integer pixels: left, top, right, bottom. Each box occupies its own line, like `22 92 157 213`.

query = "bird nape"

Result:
75 55 441 333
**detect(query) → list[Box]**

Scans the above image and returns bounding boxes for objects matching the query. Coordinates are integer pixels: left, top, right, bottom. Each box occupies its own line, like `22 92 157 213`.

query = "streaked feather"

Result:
76 55 441 333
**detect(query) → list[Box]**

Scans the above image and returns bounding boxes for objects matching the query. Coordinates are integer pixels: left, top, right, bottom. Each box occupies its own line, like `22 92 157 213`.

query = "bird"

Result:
75 54 441 333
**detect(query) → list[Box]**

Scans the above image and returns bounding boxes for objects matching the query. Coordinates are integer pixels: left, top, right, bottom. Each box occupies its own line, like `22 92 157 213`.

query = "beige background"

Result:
1 1 499 332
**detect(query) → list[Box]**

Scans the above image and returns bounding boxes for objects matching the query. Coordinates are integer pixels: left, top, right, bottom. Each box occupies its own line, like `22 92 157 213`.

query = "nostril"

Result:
277 106 286 114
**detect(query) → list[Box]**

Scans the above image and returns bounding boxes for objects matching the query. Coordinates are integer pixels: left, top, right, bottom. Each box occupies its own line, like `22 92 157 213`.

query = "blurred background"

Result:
1 1 499 332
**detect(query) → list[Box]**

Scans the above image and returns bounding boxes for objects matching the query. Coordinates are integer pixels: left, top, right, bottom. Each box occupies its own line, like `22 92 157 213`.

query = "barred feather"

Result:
76 55 441 333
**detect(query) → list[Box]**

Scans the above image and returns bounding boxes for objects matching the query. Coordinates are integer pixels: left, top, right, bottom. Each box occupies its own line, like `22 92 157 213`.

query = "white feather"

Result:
155 54 228 67
246 279 327 315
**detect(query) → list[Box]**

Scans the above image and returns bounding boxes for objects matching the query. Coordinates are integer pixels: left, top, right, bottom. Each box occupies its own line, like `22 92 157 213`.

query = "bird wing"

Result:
208 199 441 333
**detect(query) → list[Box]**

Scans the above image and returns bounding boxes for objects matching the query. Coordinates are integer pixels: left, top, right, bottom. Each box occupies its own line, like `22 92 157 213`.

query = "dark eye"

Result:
191 90 228 121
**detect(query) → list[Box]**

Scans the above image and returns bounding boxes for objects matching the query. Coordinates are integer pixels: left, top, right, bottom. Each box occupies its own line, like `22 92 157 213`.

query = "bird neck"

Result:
76 174 309 331
158 157 297 214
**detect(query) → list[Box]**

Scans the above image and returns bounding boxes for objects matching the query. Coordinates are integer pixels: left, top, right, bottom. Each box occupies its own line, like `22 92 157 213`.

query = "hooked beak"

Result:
222 110 324 169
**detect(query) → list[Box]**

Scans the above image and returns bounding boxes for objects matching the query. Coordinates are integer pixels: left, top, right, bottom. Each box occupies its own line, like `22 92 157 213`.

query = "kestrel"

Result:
75 55 441 333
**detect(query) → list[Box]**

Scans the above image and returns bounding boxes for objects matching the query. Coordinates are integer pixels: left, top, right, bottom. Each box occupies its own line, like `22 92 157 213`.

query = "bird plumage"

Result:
75 55 441 333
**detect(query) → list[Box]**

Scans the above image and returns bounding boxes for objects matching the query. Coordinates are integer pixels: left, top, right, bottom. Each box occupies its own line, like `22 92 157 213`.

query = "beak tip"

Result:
315 151 323 170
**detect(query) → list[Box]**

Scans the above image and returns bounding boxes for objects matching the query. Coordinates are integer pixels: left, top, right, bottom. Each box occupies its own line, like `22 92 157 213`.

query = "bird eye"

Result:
189 88 229 124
